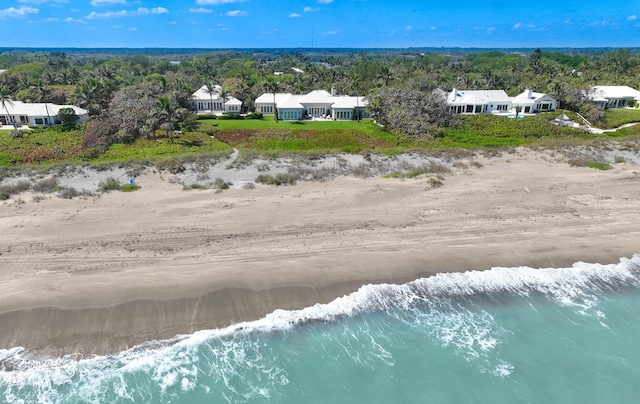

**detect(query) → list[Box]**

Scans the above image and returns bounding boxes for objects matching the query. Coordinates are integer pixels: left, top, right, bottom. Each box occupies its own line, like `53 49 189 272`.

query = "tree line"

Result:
1 48 639 146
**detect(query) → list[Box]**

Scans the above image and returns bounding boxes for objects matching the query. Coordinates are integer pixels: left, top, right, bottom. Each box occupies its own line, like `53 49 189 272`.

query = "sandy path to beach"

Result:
1 148 639 356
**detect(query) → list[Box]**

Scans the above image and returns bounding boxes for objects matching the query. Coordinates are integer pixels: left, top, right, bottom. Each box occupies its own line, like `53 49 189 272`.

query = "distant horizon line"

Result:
2 46 638 52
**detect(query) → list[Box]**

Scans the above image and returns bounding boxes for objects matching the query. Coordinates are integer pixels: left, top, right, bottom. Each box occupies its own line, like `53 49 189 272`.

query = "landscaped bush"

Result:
196 114 218 120
217 114 244 120
245 112 263 120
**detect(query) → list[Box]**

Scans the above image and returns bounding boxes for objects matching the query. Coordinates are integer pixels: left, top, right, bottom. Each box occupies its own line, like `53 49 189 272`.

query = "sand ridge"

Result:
1 148 639 356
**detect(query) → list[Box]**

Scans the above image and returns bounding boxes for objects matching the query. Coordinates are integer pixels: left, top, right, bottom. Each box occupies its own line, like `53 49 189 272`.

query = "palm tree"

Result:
263 76 279 122
204 83 218 113
32 79 52 126
154 97 186 142
0 86 15 126
376 66 392 87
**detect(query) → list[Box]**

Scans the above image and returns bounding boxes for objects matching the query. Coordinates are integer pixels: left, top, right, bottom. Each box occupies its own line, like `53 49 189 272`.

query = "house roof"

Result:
512 89 552 104
331 96 368 109
300 90 334 104
225 97 243 106
448 89 511 105
255 92 292 104
192 85 223 101
277 95 304 109
0 100 88 117
591 86 640 100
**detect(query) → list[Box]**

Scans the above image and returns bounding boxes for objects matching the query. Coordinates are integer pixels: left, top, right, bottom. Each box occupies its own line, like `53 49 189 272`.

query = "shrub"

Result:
120 183 141 192
214 178 231 190
196 114 218 120
98 177 122 192
217 114 244 120
33 177 59 193
245 112 264 120
59 186 80 199
0 153 21 167
255 173 297 186
586 162 612 170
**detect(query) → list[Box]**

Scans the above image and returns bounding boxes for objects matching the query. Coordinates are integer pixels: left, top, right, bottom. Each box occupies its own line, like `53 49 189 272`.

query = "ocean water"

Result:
2 255 640 403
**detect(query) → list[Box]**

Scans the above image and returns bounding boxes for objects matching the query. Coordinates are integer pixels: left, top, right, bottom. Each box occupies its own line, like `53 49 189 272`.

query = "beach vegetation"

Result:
120 183 141 192
214 178 231 190
184 183 208 190
32 177 59 193
255 173 297 186
603 109 640 129
98 177 122 192
4 48 640 171
586 162 613 170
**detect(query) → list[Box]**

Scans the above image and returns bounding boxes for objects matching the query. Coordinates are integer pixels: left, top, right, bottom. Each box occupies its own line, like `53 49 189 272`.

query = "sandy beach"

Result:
1 147 639 357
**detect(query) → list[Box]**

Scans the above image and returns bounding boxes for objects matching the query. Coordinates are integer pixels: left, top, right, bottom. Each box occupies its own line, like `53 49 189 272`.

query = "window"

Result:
35 118 43 125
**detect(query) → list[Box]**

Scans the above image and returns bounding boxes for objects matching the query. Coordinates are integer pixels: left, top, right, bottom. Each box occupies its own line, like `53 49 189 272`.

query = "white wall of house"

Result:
1 101 89 127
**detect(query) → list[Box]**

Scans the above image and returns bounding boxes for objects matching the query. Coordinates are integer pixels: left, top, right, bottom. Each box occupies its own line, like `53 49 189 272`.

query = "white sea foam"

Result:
1 254 639 402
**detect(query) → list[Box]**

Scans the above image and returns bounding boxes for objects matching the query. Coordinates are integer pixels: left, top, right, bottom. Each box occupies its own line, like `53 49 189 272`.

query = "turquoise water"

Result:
2 255 640 403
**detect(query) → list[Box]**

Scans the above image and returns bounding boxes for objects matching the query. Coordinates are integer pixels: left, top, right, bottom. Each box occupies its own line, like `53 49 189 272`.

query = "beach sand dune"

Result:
1 148 639 356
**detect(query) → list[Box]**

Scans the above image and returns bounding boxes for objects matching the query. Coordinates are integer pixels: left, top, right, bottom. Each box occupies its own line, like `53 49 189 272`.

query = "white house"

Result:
589 86 640 109
0 100 89 127
447 88 556 115
190 85 243 114
511 89 556 113
254 88 369 121
447 89 512 114
255 92 296 115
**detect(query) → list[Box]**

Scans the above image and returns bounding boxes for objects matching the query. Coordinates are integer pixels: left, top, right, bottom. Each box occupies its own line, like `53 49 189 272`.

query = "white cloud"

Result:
196 0 246 4
65 17 85 23
304 6 320 12
90 0 126 5
0 6 39 18
513 22 535 30
289 13 300 17
129 27 137 31
323 30 338 36
226 10 247 16
189 7 212 13
86 7 168 19
405 25 412 31
168 20 176 24
627 15 637 21
430 26 436 30
588 19 611 27
318 0 333 3
486 26 496 33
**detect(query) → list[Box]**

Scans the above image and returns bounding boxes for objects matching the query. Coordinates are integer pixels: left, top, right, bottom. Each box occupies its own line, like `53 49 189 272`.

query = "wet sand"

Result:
1 148 639 357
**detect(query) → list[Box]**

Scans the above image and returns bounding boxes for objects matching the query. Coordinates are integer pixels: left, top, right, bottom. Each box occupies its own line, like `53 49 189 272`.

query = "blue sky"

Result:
1 0 639 48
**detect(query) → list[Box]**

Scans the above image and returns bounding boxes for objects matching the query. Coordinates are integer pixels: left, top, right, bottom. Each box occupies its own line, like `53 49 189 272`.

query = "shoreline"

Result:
1 147 640 357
